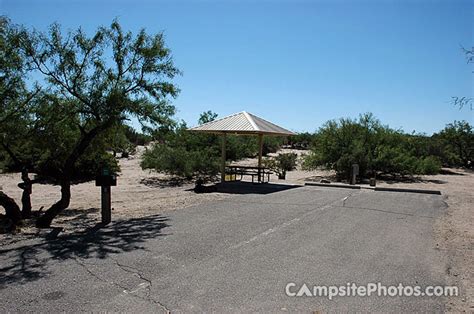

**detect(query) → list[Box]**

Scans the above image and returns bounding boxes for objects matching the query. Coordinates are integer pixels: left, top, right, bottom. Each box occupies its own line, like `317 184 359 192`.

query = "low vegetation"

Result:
301 114 472 180
263 153 298 179
141 112 285 180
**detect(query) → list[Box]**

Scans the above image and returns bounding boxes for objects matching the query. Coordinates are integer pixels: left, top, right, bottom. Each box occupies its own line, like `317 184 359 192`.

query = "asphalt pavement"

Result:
0 185 449 312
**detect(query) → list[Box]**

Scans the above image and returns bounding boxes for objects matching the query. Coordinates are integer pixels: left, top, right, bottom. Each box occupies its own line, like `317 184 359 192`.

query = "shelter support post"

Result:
258 133 263 183
221 133 227 182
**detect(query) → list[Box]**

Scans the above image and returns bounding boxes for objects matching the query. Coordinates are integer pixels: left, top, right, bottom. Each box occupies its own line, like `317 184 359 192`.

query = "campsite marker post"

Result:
95 168 116 224
351 164 359 185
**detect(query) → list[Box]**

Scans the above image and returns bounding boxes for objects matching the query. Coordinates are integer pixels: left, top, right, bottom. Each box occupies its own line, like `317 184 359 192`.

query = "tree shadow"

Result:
139 177 190 188
196 181 301 195
439 168 467 175
376 175 448 185
60 207 99 217
0 214 169 287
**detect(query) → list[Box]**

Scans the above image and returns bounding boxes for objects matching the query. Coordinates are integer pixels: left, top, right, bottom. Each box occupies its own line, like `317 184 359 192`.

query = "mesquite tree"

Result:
0 17 39 221
18 20 179 227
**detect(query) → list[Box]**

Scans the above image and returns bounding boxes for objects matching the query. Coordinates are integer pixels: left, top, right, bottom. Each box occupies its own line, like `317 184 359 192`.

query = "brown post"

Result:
96 168 115 224
221 133 227 182
101 186 111 224
258 133 263 183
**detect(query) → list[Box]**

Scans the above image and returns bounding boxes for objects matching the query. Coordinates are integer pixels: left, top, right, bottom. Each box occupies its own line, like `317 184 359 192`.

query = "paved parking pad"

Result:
0 186 448 312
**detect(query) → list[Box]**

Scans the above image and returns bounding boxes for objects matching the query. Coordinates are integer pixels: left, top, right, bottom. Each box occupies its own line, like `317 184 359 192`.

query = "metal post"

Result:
221 133 227 182
258 133 263 183
101 185 111 224
350 164 359 185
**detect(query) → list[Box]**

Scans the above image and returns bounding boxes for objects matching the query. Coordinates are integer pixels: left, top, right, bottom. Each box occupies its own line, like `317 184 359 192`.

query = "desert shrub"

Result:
226 136 258 161
263 153 297 178
303 113 442 179
142 118 221 179
287 132 316 149
262 137 284 155
434 121 473 168
276 153 298 171
123 125 152 146
141 144 219 179
416 156 442 175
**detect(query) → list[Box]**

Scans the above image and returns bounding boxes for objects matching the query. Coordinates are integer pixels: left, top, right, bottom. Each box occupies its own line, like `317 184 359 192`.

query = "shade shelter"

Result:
188 111 295 182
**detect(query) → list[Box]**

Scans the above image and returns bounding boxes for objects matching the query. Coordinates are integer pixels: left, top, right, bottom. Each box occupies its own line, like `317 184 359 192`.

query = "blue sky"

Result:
1 0 472 134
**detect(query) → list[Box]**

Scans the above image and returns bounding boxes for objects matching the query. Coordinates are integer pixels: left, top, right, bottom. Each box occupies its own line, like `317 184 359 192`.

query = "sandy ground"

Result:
0 146 230 234
0 148 472 311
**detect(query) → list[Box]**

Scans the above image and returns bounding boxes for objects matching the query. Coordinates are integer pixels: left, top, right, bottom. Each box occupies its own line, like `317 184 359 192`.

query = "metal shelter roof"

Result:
188 111 295 136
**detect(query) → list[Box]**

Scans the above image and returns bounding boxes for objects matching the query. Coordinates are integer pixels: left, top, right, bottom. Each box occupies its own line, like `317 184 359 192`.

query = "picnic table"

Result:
225 165 273 183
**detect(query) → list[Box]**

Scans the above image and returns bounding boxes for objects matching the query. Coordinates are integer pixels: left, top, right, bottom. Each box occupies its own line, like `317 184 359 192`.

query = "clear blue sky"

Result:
1 0 473 134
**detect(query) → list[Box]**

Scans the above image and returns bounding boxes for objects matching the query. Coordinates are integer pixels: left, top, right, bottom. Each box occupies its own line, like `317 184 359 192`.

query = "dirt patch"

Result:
0 146 230 239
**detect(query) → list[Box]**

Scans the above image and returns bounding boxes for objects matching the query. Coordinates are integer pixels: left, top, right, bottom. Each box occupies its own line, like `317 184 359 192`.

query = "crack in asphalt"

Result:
110 257 171 313
342 190 359 207
74 257 170 313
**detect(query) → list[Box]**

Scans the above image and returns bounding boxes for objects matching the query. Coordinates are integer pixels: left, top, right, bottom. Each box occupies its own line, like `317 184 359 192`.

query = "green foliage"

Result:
417 156 442 175
264 153 298 177
123 125 152 146
198 110 218 125
75 146 120 181
141 145 219 179
0 19 179 181
276 153 298 171
0 97 120 182
0 18 180 226
287 132 316 149
262 137 284 156
452 47 473 111
0 17 38 171
303 113 443 179
434 121 473 168
102 124 151 158
141 121 220 179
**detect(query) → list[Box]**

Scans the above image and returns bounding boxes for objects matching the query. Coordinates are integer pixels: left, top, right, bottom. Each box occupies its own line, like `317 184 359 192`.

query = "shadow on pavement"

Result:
211 181 302 195
0 214 169 287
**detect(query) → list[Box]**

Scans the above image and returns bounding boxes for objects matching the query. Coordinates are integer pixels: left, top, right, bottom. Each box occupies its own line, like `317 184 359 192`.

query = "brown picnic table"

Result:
225 165 273 183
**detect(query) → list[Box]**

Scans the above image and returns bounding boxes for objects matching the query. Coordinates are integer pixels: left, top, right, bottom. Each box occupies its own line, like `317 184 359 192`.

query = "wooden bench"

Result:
226 166 273 183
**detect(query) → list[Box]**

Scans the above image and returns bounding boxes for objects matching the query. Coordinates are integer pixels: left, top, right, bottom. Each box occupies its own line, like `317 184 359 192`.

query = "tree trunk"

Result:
0 191 22 225
36 180 71 228
19 168 32 219
35 120 114 228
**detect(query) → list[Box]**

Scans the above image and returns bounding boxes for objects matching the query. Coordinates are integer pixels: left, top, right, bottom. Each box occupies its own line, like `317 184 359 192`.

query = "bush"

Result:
303 113 443 179
141 144 219 179
416 156 442 175
263 153 297 177
287 132 316 149
434 121 473 168
262 137 284 155
123 125 152 146
226 136 258 161
276 153 298 171
142 120 221 180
